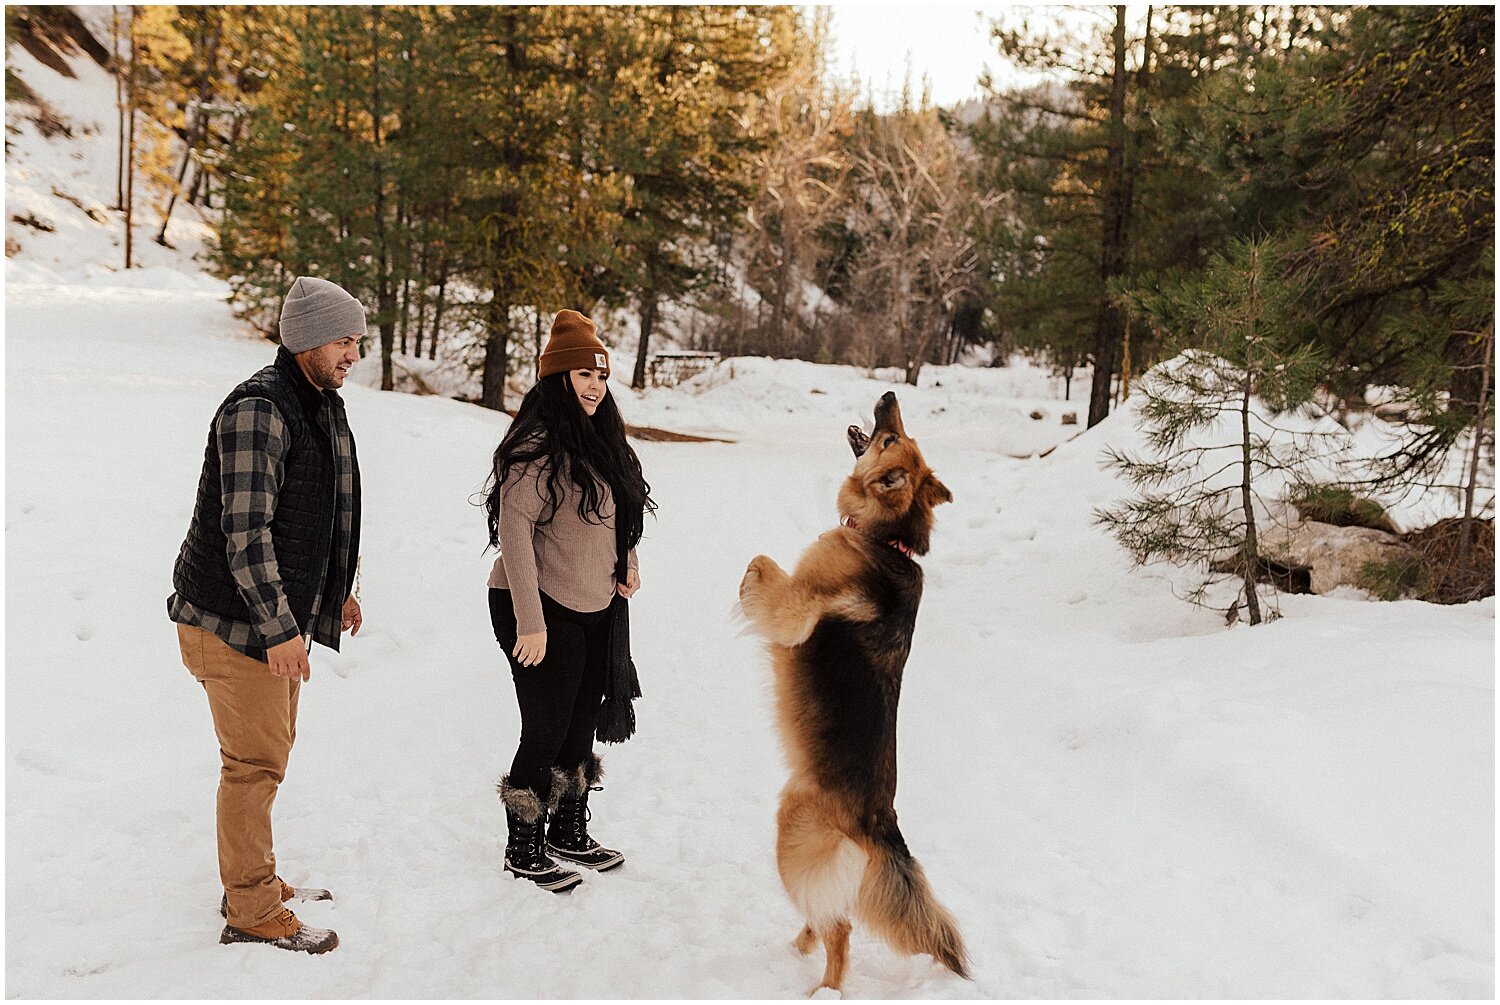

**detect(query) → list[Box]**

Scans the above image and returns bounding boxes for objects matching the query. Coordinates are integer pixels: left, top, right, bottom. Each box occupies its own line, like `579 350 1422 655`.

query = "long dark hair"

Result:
484 371 655 557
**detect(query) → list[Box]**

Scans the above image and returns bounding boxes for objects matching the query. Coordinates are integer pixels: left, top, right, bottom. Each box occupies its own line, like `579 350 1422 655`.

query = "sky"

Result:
823 4 1124 108
825 4 1004 107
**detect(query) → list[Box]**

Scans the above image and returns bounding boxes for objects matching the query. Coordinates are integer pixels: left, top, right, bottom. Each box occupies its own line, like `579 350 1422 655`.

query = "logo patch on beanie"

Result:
595 353 607 368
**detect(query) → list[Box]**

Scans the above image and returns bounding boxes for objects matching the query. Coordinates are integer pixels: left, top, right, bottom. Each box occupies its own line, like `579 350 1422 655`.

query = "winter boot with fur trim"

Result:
219 906 338 954
500 775 582 893
546 754 624 871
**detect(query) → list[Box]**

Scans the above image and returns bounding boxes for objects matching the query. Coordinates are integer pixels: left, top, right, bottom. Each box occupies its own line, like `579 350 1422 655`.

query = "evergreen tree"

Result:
611 5 802 389
975 6 1150 426
1176 6 1494 523
972 7 1322 421
1098 238 1325 625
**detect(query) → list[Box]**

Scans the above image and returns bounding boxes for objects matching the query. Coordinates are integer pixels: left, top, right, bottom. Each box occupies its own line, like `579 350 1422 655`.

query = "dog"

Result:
738 390 968 995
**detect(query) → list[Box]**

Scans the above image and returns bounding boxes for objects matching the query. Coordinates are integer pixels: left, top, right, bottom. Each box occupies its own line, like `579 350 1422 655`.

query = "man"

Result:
168 276 365 954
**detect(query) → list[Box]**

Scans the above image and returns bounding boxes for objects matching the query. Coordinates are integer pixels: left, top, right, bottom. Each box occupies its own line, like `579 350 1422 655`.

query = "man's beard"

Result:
307 356 344 389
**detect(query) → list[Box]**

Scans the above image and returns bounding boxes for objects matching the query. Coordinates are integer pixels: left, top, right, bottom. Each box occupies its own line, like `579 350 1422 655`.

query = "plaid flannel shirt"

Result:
169 393 356 659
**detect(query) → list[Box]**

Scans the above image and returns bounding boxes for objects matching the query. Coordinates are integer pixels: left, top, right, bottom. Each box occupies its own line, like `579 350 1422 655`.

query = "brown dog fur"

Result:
740 391 968 995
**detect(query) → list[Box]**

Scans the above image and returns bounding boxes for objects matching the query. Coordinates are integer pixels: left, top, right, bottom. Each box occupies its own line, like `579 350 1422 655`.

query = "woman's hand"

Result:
513 631 547 667
617 568 641 599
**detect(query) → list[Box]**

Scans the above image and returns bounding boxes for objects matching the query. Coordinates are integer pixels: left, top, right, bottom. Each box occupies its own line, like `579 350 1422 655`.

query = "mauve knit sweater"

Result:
488 458 638 636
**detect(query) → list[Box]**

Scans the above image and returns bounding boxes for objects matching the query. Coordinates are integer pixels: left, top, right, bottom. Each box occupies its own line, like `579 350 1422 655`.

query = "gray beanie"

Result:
278 276 367 353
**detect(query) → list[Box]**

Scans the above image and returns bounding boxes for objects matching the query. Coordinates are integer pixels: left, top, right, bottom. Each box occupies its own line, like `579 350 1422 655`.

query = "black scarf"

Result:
596 508 642 743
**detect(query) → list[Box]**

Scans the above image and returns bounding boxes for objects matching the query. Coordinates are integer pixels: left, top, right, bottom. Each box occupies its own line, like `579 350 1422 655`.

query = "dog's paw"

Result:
739 555 773 603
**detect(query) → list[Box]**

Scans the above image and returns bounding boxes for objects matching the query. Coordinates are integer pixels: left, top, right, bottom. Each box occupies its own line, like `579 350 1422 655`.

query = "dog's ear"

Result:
876 469 909 492
923 475 953 507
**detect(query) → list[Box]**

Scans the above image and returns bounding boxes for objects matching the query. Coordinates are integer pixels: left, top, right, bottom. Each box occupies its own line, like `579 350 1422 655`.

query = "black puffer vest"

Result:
172 348 361 649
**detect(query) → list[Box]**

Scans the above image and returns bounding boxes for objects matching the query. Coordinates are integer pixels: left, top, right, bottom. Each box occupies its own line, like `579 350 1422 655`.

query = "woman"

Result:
483 309 654 894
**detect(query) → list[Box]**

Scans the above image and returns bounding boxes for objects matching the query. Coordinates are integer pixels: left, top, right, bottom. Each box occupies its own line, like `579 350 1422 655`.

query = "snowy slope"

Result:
4 15 214 277
5 25 1495 1001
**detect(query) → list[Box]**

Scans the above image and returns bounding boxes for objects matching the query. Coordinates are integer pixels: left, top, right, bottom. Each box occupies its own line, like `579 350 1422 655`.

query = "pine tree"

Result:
1166 7 1493 479
611 5 803 389
206 4 827 403
1098 238 1326 625
971 7 1313 420
976 6 1149 426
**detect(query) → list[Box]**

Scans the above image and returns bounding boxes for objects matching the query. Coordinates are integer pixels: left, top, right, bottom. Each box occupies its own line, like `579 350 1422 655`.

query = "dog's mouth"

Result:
850 392 902 457
847 425 871 458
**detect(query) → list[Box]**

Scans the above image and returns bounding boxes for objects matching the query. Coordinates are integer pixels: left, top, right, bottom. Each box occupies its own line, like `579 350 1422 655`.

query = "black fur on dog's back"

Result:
793 541 919 810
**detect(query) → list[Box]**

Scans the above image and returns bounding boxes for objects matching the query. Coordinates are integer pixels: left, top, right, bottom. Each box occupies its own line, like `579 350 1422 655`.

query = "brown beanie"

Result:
538 310 610 379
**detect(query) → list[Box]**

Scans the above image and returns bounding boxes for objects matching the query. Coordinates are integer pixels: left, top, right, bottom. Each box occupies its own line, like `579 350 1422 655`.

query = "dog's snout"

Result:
873 391 904 437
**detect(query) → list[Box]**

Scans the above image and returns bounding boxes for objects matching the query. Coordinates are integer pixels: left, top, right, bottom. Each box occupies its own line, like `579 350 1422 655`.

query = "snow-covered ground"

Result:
6 263 1495 997
5 22 1495 1000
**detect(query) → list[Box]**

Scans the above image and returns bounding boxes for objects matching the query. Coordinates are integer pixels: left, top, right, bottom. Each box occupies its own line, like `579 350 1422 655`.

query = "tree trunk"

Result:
533 308 545 376
633 288 657 390
1239 245 1263 626
772 248 792 357
154 113 198 247
430 254 449 361
412 241 429 357
905 322 928 386
481 280 510 410
113 6 125 210
370 11 395 392
396 205 411 357
1459 321 1495 569
156 18 219 247
398 271 411 357
187 156 206 206
123 6 138 269
1086 5 1134 429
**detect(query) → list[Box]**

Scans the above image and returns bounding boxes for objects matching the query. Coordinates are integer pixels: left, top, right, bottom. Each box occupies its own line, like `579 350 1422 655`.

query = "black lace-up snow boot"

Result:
546 754 624 872
499 775 582 893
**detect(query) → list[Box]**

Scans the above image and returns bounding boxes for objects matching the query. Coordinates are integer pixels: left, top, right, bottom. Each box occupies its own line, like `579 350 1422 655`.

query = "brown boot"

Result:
221 878 333 919
219 907 338 954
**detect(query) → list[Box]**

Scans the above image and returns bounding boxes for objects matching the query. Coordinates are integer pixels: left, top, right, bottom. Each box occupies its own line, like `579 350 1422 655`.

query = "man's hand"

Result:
513 631 547 667
616 568 641 599
267 637 311 682
342 595 362 635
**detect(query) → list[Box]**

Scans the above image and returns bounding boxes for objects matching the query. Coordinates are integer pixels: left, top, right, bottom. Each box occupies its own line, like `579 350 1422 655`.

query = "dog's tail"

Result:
855 818 970 979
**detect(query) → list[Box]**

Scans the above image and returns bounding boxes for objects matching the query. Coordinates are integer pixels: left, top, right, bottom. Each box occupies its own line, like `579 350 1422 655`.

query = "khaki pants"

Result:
178 624 300 930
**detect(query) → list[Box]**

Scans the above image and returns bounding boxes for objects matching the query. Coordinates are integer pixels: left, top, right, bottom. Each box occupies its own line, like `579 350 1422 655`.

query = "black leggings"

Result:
489 588 609 801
